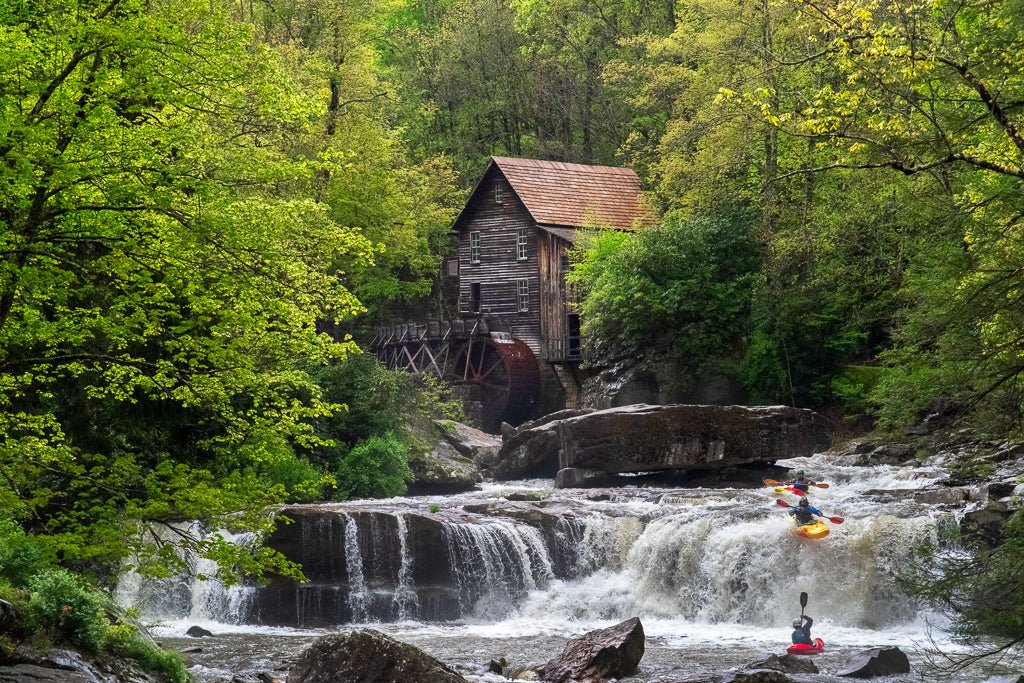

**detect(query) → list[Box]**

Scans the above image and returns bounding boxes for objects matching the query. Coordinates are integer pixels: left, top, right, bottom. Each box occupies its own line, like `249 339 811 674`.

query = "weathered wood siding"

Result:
456 168 542 354
538 231 568 361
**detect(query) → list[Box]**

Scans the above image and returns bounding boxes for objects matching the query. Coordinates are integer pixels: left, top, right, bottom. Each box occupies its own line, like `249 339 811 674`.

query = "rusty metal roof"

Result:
491 157 655 231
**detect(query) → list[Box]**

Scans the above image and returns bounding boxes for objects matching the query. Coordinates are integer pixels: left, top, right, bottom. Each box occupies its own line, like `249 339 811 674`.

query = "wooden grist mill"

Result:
371 156 655 433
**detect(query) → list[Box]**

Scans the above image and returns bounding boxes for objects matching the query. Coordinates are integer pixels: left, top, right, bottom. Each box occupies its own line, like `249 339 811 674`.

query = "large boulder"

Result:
743 653 818 675
540 616 645 683
836 646 911 678
405 418 489 494
288 629 468 683
496 404 832 482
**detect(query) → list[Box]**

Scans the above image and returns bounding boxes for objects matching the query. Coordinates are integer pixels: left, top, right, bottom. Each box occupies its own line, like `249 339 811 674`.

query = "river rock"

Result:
403 417 487 494
186 625 214 637
288 629 468 683
960 499 1018 547
836 646 911 677
743 653 818 674
0 647 162 683
496 404 831 482
716 671 793 683
540 616 644 683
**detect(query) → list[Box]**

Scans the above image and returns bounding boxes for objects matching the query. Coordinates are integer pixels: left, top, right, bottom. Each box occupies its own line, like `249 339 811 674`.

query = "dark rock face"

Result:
0 599 14 633
540 616 644 683
288 630 468 683
836 646 911 678
744 653 818 674
252 504 582 626
0 648 162 683
496 404 832 482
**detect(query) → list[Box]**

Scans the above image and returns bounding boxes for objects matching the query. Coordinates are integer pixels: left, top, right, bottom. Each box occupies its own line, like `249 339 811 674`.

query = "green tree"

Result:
737 0 1024 424
570 211 761 378
0 0 373 581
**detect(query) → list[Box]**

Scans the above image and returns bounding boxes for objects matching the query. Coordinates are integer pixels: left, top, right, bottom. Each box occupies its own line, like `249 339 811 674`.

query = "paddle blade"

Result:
813 483 830 489
764 478 783 487
800 591 808 609
828 516 844 524
775 498 792 508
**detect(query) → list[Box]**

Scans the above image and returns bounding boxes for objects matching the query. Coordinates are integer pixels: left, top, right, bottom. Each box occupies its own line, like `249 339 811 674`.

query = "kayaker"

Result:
792 614 814 645
784 469 817 493
790 497 824 525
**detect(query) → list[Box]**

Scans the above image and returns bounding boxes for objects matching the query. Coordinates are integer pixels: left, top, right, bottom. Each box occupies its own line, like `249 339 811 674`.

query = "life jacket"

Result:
793 505 815 524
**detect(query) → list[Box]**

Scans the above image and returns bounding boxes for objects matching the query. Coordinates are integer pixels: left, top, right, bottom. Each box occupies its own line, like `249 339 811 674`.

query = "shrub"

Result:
26 569 108 652
259 456 333 503
103 624 189 683
0 519 47 586
334 434 412 500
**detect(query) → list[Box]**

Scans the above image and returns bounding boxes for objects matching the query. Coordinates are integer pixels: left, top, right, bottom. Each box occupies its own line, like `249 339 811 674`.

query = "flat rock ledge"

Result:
496 403 832 483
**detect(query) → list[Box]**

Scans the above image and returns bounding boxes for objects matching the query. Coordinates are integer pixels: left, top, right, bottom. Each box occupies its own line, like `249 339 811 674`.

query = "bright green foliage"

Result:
570 211 761 374
27 569 108 652
0 0 374 583
252 0 461 323
334 433 413 500
736 0 1024 423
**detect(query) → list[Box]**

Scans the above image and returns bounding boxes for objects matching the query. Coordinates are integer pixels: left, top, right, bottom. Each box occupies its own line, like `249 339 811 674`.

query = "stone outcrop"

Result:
0 647 162 683
405 418 492 494
288 630 468 683
495 404 832 483
836 646 911 678
540 616 644 683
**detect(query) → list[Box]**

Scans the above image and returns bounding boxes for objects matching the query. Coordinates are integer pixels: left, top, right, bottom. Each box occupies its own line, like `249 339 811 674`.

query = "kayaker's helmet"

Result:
792 619 803 629
798 497 810 507
796 469 805 475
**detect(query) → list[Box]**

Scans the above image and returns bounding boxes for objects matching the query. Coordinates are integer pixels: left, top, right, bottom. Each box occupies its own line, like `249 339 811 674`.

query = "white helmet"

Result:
792 619 803 628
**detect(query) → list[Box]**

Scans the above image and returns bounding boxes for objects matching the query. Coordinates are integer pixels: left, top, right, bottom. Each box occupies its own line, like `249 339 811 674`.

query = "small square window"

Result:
517 229 528 260
517 279 529 312
470 231 481 264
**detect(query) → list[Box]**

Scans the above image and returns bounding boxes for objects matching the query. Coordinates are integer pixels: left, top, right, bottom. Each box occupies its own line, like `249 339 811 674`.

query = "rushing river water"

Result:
118 451 1024 682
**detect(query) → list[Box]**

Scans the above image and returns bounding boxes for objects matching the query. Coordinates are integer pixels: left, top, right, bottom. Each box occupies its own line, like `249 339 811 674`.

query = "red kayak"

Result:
787 638 824 655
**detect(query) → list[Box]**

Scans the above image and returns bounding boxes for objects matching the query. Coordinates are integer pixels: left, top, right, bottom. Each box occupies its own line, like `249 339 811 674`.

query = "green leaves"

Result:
0 0 373 582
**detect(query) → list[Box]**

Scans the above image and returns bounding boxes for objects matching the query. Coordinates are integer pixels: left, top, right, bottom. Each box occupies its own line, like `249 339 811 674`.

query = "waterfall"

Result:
117 453 964 634
113 524 256 625
392 513 418 619
341 512 371 622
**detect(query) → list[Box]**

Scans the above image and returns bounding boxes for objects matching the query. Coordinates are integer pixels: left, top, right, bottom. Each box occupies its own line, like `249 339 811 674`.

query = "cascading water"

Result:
119 454 1023 682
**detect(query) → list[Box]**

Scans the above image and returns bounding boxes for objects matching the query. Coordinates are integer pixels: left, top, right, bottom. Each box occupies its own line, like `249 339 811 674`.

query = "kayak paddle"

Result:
800 591 808 618
764 478 829 489
775 498 844 524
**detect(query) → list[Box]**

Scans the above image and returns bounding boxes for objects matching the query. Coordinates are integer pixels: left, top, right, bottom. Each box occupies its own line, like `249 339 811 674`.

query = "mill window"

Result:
517 279 529 312
470 231 481 264
517 228 528 260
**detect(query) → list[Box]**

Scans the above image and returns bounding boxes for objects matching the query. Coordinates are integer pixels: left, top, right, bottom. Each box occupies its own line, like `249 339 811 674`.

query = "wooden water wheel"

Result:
451 335 540 432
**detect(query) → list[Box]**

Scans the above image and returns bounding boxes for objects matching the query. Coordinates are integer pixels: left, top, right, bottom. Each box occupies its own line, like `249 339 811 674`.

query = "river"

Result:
119 451 1024 682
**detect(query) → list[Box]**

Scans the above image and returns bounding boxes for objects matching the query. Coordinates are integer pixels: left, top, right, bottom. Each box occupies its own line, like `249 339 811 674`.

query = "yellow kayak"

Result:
794 519 830 540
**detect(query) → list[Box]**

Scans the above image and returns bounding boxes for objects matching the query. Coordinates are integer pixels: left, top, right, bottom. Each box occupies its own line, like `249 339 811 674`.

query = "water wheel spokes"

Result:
452 335 540 432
